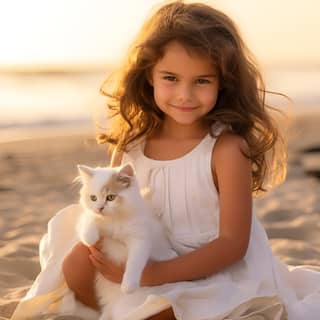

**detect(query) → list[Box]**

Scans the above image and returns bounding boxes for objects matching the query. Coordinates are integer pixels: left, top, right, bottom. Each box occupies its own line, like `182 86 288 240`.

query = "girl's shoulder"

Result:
212 132 251 175
214 132 249 156
211 132 252 194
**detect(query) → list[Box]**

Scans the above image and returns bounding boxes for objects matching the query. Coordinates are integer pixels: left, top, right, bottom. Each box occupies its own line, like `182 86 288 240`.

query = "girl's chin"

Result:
168 117 203 126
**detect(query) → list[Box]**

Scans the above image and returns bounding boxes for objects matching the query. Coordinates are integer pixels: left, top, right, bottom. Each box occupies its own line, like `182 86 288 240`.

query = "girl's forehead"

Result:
154 41 216 74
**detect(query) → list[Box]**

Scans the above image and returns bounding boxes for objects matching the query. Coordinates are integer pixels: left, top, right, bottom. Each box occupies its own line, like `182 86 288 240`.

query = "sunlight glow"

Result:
0 0 319 69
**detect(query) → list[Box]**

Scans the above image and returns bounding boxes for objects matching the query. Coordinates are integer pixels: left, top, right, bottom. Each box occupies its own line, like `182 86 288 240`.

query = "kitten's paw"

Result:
121 278 139 294
81 230 99 246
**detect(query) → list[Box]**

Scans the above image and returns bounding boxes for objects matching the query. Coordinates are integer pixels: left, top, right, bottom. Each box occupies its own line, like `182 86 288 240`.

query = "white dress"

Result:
11 124 320 320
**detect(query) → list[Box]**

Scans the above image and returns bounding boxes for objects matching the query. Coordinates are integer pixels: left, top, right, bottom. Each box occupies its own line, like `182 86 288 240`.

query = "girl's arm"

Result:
141 133 252 286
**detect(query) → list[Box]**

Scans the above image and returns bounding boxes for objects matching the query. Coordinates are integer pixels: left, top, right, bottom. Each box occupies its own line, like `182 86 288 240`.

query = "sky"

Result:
0 0 319 70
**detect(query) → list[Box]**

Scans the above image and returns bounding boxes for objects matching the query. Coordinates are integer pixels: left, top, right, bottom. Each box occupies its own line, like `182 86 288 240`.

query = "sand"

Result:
0 113 319 319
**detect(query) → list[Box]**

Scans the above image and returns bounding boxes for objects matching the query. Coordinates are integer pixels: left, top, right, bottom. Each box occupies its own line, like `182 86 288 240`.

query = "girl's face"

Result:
151 41 219 128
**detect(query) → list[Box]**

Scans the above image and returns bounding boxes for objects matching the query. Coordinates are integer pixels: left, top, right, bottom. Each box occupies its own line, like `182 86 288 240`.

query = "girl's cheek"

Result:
157 81 174 90
155 83 174 97
201 87 219 102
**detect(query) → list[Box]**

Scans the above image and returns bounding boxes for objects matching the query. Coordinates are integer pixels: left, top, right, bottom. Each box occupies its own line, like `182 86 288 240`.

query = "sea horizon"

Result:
1 67 319 143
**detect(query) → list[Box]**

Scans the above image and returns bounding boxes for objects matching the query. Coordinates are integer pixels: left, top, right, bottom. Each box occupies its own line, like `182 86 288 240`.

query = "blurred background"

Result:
0 0 319 142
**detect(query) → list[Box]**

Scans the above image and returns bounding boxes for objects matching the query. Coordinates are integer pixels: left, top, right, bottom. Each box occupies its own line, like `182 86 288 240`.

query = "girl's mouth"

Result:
171 105 198 112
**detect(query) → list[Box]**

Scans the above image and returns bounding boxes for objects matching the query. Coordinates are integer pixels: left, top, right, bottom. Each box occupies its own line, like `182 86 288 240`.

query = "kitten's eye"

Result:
90 195 97 201
106 194 116 201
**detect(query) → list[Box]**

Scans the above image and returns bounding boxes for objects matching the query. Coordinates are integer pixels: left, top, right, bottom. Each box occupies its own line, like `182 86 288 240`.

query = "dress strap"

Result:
210 121 229 137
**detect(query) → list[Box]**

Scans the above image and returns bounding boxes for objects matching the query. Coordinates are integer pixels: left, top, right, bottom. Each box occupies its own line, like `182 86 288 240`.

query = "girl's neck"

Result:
155 119 209 140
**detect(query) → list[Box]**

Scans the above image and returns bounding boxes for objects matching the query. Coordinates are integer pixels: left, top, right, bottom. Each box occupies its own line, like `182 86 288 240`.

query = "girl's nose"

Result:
176 84 193 102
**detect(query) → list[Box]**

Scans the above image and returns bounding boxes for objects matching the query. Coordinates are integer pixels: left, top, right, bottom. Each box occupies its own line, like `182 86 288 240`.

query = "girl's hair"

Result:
98 0 287 195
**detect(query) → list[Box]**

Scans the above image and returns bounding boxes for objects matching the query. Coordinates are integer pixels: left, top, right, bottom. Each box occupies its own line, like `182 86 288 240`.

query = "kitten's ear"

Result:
119 163 135 177
117 163 135 187
77 165 94 180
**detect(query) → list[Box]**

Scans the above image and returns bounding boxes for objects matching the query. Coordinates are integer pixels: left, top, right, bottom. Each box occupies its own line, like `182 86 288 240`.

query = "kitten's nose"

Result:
98 207 104 212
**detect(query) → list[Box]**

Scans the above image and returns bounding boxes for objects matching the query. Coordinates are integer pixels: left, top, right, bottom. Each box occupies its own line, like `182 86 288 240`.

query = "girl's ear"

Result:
77 165 94 180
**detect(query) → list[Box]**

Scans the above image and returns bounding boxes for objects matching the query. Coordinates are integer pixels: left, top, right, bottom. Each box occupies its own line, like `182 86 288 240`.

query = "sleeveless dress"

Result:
11 124 320 320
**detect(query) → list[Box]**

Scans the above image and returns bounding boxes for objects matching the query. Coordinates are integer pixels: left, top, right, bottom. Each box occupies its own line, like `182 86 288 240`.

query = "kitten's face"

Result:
78 164 134 216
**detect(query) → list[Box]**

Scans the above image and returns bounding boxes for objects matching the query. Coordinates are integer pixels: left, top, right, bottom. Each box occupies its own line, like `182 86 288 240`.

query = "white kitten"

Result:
73 163 177 320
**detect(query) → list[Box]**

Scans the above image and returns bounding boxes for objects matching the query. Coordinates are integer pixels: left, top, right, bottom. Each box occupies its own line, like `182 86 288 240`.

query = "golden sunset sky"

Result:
0 0 319 70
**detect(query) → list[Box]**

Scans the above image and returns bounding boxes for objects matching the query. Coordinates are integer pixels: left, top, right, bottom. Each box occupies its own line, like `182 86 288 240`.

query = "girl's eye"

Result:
196 78 210 84
90 195 97 201
106 194 116 201
163 75 177 82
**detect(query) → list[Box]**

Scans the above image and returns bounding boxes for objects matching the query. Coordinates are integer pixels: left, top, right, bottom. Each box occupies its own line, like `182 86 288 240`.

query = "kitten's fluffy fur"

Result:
72 163 176 320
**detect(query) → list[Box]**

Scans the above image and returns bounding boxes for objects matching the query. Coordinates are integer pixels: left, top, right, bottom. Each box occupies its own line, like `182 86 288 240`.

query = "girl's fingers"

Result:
88 245 99 254
89 254 124 283
89 246 106 262
94 238 104 250
89 254 104 270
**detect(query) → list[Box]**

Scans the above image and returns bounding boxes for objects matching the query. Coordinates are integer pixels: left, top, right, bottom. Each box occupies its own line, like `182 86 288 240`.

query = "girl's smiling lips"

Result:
170 104 198 112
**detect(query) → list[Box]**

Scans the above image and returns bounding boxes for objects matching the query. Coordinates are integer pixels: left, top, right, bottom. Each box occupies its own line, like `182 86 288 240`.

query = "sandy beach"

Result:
0 113 319 319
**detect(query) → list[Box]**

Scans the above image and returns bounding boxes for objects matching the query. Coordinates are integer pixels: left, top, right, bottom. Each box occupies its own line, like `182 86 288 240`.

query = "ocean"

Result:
0 67 319 143
0 70 109 142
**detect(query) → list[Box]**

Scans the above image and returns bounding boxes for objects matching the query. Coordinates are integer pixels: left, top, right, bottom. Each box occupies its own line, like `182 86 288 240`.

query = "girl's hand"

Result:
88 245 124 284
88 244 159 286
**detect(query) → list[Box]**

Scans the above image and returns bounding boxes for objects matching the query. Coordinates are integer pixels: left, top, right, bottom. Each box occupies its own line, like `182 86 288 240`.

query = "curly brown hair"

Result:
97 0 287 195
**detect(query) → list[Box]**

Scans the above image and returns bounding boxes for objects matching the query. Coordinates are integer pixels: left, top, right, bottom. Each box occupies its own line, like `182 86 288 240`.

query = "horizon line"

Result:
0 61 320 73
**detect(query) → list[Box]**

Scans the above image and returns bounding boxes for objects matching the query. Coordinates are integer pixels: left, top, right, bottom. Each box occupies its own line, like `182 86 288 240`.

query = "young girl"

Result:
12 1 320 320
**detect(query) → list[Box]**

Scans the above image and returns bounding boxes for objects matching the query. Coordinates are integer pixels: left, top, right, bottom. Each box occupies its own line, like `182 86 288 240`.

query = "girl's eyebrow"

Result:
159 70 217 77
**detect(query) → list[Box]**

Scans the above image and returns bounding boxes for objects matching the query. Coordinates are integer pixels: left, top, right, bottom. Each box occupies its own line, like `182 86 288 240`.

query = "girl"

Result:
12 1 320 320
